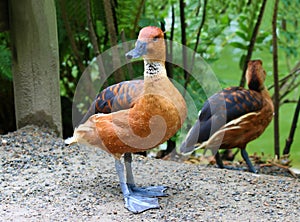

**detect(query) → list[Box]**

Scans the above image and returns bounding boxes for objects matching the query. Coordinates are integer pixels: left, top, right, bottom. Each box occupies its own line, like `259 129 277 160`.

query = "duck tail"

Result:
64 135 77 145
180 119 201 155
64 114 101 146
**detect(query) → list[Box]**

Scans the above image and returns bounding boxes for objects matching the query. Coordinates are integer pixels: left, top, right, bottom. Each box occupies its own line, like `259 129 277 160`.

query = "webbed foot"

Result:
124 194 160 213
128 184 168 197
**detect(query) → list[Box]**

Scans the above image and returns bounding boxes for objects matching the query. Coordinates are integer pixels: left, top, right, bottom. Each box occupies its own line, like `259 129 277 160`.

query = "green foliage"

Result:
0 33 11 81
277 0 300 60
227 0 272 69
115 0 141 32
1 0 299 160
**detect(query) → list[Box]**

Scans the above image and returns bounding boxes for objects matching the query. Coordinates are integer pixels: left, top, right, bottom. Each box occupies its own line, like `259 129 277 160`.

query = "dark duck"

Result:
66 26 187 213
180 60 274 173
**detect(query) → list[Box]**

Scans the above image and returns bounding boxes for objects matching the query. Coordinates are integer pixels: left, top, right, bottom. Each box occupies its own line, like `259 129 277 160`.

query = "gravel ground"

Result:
0 126 299 221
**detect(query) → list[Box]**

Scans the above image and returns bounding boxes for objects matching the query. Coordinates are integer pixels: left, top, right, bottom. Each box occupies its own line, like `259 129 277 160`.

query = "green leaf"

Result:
239 22 250 34
220 14 229 25
236 30 249 41
230 41 248 50
95 20 105 37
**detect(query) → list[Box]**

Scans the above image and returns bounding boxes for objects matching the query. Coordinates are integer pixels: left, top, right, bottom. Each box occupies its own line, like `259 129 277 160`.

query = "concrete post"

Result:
10 0 62 136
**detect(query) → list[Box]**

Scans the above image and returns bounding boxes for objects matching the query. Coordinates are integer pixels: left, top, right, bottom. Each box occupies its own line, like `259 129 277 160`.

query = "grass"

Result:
210 45 300 168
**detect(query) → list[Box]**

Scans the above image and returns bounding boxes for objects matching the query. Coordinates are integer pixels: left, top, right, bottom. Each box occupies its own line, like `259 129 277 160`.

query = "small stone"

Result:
1 139 8 146
234 197 240 201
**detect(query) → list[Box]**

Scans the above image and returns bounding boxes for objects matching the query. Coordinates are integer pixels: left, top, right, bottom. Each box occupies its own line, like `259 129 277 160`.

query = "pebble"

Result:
1 138 8 145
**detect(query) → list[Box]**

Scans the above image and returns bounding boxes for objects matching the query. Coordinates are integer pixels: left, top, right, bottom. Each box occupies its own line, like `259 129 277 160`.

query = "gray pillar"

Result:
10 0 62 136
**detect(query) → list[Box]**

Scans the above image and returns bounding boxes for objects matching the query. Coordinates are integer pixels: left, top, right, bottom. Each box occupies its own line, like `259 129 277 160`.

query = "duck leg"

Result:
114 158 159 213
215 151 246 171
124 153 168 197
240 149 258 173
215 151 225 169
215 151 236 170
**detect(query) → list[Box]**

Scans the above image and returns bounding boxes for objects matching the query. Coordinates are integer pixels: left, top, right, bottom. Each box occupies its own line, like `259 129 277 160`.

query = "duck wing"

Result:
180 87 263 153
79 80 144 125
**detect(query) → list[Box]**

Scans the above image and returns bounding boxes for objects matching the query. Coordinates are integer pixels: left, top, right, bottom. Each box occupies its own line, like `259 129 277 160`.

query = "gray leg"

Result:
124 153 135 185
114 158 160 213
241 149 258 173
115 158 130 196
215 150 255 172
124 153 168 197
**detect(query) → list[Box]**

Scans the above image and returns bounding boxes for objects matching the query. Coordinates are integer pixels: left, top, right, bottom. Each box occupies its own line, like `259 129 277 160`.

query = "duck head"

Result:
126 26 166 62
246 60 266 91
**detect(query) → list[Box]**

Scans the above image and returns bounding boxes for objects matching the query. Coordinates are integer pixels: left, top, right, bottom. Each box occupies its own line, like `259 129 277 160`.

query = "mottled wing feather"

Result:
200 87 262 122
198 87 263 140
79 80 143 125
96 80 144 113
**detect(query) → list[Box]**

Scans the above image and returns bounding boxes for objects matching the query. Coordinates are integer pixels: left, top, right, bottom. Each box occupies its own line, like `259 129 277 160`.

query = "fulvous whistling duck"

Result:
180 60 274 173
66 26 187 213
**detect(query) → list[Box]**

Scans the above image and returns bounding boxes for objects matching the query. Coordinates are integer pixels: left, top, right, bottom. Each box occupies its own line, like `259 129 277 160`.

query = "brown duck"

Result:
180 60 274 173
66 26 187 213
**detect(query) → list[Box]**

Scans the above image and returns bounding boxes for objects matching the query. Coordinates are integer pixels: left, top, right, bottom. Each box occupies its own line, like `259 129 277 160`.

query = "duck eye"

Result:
153 36 159 42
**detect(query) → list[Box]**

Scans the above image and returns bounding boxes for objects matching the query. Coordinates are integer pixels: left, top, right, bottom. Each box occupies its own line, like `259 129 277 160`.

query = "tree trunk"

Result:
103 0 125 83
179 0 189 92
272 0 280 158
0 0 9 31
9 0 62 136
239 0 267 87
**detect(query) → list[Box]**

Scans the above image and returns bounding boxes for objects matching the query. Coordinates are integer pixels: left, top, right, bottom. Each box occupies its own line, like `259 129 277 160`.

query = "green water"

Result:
210 46 300 168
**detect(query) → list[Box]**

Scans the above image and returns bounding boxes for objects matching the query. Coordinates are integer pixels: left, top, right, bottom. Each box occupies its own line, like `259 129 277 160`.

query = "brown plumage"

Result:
66 26 187 213
79 80 144 124
180 60 274 173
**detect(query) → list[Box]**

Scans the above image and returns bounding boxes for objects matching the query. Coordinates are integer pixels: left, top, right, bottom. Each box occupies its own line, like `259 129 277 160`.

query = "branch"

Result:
272 0 280 158
279 87 299 106
239 0 268 87
281 99 299 104
165 5 175 79
161 19 176 158
283 95 300 155
179 0 188 87
190 0 207 73
182 0 207 95
86 0 100 56
103 0 125 82
86 0 107 87
59 0 85 73
132 0 146 35
120 29 134 79
268 63 300 92
170 4 175 42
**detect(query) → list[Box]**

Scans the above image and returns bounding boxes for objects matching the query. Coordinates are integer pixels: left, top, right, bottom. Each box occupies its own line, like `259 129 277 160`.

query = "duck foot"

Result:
219 165 247 171
128 184 168 197
217 164 259 173
115 158 167 213
215 150 258 173
241 149 258 173
124 194 160 213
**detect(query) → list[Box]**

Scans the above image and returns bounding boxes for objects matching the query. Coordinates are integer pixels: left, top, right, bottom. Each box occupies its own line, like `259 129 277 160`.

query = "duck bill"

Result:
125 40 147 59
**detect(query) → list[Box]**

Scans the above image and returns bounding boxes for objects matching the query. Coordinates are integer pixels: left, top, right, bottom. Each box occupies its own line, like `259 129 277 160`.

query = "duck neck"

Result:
247 76 265 92
144 60 167 80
